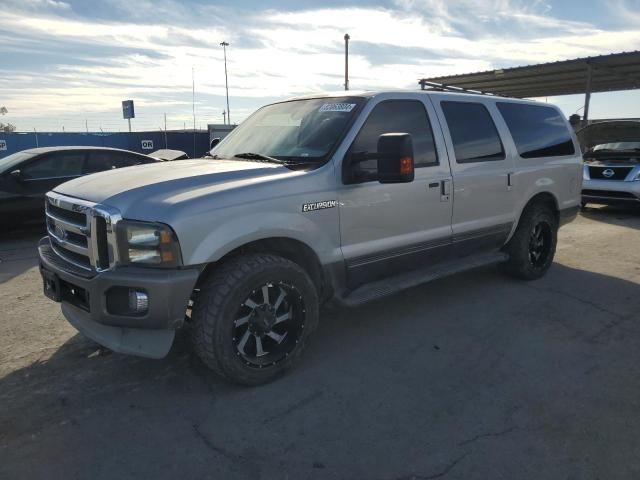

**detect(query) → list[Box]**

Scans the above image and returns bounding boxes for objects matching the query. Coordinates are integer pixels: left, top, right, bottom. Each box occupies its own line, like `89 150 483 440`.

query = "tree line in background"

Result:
1 107 16 132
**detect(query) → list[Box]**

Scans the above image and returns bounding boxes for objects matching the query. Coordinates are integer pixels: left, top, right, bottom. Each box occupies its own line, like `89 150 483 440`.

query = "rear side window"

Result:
441 101 505 163
85 151 140 173
497 103 575 158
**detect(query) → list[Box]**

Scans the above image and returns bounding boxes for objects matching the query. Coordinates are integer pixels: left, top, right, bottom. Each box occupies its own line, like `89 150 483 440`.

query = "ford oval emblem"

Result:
602 168 615 178
54 225 67 240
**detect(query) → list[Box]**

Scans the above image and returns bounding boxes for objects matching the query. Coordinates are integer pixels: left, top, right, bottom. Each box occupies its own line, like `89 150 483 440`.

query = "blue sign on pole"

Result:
122 100 135 119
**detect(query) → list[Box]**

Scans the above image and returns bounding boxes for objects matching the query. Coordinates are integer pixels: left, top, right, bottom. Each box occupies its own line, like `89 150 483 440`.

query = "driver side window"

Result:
347 100 438 182
21 152 85 180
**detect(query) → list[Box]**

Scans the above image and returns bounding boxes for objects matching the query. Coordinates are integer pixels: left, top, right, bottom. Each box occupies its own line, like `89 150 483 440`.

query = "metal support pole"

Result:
127 118 131 133
164 112 168 148
220 41 230 125
583 63 593 127
344 34 350 91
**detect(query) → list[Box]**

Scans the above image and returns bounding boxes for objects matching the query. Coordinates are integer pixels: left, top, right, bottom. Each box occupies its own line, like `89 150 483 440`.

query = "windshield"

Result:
213 97 365 163
592 142 640 152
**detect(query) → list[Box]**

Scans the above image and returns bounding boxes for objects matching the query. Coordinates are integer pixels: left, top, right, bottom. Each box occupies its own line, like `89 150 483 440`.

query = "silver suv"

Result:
38 91 582 385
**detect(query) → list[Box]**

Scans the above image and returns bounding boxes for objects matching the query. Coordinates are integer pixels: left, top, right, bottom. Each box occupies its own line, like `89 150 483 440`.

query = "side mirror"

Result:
9 169 23 182
210 137 221 149
377 133 415 184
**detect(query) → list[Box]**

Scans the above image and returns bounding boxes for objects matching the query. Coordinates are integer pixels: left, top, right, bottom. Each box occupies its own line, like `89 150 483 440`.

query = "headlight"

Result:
117 220 182 267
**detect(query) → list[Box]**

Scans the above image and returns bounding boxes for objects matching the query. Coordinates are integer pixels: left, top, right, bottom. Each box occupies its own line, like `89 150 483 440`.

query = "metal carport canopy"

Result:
418 51 640 124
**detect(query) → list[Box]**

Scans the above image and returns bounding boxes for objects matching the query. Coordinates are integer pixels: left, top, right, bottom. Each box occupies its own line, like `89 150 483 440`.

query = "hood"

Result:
577 121 640 151
54 158 293 208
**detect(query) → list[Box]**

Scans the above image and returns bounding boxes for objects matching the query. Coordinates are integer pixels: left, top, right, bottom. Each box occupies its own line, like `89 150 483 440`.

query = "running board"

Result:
339 252 508 307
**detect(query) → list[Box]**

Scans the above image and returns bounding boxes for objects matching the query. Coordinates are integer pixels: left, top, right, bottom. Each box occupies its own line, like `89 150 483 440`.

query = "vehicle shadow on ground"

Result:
1 263 640 479
580 203 640 229
0 224 44 284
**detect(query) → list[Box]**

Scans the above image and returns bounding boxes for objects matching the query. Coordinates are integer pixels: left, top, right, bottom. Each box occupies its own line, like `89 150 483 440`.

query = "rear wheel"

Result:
503 203 558 280
190 253 319 386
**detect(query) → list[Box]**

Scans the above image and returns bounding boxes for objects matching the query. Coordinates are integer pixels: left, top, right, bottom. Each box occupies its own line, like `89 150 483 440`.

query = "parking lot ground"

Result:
1 206 639 480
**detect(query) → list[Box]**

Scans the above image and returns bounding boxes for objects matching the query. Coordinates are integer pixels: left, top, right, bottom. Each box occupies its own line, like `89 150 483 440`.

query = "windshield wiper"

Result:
233 152 319 166
233 152 287 164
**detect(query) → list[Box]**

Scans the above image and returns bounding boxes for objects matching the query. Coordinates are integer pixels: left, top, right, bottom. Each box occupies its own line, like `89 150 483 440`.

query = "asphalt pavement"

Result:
1 206 639 480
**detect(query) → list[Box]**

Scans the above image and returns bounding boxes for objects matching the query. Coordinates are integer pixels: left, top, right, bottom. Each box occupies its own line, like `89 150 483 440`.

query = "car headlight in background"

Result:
117 220 182 267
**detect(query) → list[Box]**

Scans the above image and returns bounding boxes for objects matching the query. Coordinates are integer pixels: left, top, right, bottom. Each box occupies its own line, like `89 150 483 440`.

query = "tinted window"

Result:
497 103 575 158
441 101 505 163
85 151 140 173
349 100 438 180
21 152 84 180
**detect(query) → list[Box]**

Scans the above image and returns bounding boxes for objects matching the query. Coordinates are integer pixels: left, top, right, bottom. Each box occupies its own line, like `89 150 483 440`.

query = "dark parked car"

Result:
0 147 158 226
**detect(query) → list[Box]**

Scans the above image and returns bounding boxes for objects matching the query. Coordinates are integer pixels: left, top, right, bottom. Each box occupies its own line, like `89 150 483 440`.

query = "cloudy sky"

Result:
1 0 639 132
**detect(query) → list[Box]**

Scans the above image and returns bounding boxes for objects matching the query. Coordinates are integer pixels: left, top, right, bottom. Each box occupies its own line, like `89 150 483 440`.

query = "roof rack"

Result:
418 80 501 96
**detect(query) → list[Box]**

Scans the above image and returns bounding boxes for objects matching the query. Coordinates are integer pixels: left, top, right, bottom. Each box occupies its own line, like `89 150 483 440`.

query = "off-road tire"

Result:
503 203 558 280
190 253 319 386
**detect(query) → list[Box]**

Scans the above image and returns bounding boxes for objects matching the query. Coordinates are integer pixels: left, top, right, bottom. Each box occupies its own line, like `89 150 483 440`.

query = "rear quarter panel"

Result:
492 101 583 235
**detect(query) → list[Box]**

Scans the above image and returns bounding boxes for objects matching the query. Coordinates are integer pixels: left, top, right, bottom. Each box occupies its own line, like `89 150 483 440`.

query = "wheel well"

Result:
197 237 328 298
521 192 560 223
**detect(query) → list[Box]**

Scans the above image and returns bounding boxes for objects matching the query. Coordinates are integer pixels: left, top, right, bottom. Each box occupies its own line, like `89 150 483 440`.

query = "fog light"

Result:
128 289 149 314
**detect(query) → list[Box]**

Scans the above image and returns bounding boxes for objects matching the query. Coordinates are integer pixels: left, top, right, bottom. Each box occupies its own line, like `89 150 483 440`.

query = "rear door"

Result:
430 96 516 254
338 96 453 288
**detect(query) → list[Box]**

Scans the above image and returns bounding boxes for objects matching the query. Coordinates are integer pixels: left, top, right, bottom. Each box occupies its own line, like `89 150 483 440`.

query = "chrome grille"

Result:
45 192 122 273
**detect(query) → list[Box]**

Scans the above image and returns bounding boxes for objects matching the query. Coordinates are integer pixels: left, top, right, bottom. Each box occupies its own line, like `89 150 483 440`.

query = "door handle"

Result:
507 172 514 191
440 179 451 202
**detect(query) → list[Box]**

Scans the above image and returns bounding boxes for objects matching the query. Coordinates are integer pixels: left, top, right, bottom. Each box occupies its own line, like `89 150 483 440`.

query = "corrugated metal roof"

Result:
418 51 640 98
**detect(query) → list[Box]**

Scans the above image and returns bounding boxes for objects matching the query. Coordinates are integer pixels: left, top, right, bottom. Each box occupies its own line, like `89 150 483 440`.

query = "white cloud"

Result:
1 1 639 131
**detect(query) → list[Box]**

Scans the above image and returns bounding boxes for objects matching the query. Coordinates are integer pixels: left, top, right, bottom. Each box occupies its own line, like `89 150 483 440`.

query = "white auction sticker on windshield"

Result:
319 103 356 113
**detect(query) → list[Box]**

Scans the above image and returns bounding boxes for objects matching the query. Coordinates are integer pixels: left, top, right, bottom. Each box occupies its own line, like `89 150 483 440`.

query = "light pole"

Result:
220 41 231 125
344 33 350 91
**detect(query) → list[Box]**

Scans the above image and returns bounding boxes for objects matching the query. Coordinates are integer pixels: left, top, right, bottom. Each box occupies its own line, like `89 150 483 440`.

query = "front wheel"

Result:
190 253 319 386
503 204 558 280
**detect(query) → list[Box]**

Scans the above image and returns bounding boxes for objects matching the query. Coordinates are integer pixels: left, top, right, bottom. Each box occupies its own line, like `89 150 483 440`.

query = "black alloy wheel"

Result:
528 221 553 268
233 282 305 368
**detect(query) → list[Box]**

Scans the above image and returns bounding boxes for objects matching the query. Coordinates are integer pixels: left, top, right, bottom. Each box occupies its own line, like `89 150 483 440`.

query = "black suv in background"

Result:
0 147 158 226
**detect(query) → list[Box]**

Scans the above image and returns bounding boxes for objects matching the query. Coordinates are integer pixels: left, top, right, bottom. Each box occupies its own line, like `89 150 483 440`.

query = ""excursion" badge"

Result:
302 200 338 212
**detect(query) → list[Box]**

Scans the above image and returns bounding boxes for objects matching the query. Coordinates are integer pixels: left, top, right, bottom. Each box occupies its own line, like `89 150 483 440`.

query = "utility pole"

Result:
192 66 196 157
222 110 226 125
220 41 231 125
344 33 350 91
85 119 88 133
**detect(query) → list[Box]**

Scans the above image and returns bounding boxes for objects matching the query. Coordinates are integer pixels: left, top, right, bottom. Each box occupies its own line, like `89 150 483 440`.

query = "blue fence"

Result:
0 131 211 159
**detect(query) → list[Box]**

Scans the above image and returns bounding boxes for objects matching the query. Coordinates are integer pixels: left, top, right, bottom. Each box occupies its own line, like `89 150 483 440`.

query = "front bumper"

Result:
38 237 200 358
582 178 640 204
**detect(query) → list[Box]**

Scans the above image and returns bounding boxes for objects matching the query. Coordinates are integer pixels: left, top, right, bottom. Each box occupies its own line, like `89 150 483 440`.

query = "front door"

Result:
338 97 453 288
17 151 86 218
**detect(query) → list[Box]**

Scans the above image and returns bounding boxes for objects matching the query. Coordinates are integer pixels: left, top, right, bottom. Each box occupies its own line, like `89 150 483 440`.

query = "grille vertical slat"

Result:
94 216 110 270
